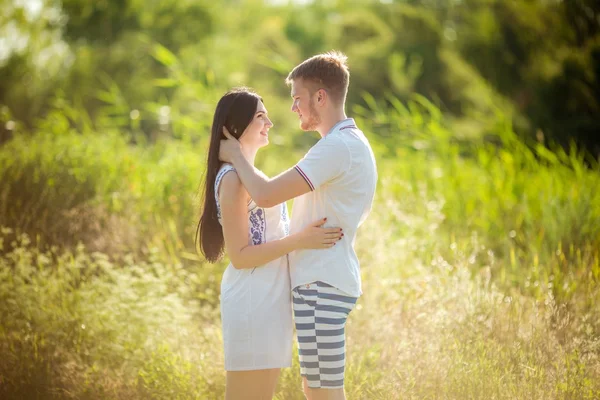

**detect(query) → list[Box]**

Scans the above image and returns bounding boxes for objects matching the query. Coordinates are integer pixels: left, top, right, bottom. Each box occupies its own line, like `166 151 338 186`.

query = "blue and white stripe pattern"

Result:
292 281 357 389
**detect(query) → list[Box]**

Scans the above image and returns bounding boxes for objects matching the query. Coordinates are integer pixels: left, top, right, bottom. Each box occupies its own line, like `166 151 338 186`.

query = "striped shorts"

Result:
292 281 358 389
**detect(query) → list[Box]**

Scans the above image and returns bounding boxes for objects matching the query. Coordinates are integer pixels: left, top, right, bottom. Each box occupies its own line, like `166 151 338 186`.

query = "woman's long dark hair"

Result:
196 88 262 262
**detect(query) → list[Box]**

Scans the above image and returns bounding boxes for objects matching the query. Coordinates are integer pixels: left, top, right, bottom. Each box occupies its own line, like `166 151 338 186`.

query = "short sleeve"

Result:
295 135 351 191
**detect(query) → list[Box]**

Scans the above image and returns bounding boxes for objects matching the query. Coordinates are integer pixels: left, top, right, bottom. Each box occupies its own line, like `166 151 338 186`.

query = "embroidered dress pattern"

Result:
249 208 266 245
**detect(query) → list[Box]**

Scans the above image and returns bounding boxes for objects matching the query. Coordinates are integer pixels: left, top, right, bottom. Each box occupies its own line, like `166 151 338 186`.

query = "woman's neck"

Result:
241 146 258 166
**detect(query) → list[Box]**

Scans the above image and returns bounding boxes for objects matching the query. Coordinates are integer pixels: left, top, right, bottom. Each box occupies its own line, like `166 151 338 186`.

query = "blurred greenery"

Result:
1 0 599 399
1 0 599 152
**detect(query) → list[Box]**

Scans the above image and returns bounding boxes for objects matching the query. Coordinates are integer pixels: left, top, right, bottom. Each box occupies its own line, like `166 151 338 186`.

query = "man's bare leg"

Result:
302 376 346 400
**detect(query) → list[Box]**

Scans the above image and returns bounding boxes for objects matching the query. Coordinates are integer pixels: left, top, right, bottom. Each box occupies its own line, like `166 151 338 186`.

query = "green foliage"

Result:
2 0 598 152
456 0 600 152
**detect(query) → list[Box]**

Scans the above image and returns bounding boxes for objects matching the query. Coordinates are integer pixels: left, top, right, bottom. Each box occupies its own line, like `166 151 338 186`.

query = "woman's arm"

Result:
219 171 341 270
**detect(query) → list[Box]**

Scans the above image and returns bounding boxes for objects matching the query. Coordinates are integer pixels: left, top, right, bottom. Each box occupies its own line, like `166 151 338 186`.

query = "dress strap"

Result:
214 164 236 223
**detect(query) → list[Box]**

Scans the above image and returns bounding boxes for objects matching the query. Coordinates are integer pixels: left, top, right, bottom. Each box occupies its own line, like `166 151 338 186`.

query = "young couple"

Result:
197 52 378 400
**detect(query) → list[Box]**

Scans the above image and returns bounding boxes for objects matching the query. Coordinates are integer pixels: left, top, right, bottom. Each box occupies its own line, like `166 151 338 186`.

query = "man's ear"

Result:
317 88 327 106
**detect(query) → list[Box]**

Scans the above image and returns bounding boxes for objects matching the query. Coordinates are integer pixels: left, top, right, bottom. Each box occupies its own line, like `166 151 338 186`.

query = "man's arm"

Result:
219 171 341 269
219 127 312 207
228 151 311 208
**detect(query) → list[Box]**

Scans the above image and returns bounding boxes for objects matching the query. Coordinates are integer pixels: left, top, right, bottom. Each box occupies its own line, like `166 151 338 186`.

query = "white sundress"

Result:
215 163 293 371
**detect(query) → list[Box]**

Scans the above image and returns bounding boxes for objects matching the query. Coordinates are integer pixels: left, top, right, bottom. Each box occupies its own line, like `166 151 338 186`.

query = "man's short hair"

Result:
286 51 350 105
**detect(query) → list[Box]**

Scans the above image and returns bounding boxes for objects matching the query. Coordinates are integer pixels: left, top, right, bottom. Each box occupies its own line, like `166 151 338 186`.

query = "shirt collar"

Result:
325 118 356 137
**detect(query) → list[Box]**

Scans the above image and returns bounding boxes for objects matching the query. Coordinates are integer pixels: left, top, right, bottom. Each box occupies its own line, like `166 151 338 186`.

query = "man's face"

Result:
290 79 321 132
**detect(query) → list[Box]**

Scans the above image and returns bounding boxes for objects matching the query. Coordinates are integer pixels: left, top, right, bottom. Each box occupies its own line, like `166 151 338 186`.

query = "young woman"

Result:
197 88 343 400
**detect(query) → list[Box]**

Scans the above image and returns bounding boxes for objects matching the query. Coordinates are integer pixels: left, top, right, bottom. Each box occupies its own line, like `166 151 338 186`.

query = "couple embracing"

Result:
197 52 378 400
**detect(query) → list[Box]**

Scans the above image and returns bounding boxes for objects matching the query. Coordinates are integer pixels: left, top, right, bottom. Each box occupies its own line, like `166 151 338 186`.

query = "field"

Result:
1 95 599 399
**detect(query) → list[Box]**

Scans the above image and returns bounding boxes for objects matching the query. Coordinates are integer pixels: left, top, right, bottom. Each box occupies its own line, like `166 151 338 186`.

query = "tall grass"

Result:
0 230 224 399
0 95 598 399
354 95 600 306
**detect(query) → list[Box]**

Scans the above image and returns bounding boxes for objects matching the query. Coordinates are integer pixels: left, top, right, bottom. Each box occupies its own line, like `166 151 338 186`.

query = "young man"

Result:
219 51 378 400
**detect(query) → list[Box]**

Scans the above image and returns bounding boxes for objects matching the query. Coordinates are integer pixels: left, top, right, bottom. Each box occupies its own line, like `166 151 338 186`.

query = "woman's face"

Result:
238 100 273 150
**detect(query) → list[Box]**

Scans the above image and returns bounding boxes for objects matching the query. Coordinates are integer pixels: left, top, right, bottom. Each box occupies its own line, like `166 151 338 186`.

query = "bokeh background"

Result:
1 0 599 399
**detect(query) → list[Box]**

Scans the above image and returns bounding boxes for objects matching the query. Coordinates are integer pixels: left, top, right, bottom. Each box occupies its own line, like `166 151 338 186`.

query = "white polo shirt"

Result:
289 118 378 297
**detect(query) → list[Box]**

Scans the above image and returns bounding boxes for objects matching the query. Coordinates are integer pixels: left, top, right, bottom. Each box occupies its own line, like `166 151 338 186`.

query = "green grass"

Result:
0 98 599 399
